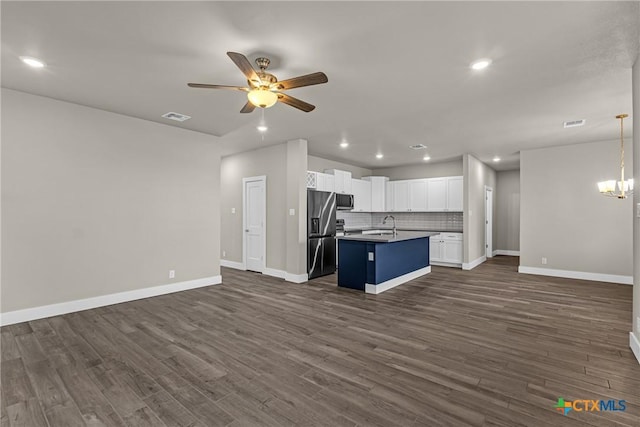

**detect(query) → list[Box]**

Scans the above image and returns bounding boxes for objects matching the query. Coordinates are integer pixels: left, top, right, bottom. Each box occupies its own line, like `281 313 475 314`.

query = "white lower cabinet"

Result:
430 233 463 266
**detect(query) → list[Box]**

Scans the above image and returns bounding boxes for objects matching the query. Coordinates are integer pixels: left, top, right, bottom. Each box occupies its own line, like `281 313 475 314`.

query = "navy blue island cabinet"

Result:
337 232 438 294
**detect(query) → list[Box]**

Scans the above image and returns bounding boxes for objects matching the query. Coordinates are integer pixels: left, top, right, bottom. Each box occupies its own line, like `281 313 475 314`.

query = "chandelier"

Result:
597 114 634 199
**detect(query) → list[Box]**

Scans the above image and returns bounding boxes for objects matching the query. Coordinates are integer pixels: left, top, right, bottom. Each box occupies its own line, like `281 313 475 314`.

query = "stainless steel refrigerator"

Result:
307 189 336 279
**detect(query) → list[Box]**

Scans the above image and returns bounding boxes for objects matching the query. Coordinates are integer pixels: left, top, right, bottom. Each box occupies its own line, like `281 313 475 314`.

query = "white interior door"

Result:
485 186 493 258
243 177 266 273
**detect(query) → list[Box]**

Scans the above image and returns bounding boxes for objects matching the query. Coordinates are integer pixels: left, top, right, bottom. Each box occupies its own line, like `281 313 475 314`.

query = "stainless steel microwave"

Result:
336 193 354 210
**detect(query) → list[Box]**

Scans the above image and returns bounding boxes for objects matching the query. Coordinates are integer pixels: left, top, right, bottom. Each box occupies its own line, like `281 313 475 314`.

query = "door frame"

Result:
485 186 493 258
242 175 267 272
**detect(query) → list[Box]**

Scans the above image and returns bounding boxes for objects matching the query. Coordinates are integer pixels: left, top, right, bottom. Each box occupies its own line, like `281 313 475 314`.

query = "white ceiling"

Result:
2 1 639 171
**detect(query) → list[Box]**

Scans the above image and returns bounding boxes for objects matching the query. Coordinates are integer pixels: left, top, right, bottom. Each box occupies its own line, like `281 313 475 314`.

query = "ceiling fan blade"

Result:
227 52 260 85
276 93 315 112
273 72 328 90
240 101 256 114
188 83 248 91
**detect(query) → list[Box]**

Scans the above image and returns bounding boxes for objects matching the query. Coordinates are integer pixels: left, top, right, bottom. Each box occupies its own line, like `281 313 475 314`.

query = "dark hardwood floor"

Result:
2 256 639 426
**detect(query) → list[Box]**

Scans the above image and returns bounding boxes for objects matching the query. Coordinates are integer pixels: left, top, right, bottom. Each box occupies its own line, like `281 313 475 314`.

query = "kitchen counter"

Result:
338 231 439 243
338 233 432 294
344 226 462 234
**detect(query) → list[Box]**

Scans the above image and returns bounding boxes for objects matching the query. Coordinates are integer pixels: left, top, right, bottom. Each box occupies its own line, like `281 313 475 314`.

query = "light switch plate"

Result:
289 208 295 216
232 207 236 214
368 252 374 261
636 203 640 218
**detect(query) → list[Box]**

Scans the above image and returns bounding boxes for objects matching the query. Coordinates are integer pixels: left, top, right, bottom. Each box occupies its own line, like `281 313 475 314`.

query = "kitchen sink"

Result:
363 229 395 236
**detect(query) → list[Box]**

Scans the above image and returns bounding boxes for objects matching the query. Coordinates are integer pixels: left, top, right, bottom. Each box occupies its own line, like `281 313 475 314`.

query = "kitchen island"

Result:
337 231 438 294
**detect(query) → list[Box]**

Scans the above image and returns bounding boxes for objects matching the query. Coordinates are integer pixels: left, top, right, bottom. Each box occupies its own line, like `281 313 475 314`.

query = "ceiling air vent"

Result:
162 112 191 122
563 119 585 128
409 144 428 150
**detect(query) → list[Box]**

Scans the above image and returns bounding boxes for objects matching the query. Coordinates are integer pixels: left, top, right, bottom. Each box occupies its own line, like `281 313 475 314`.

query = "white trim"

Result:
492 250 498 257
220 259 245 270
630 332 640 365
462 255 486 270
365 266 431 294
264 268 286 279
430 261 462 268
496 250 520 256
242 175 267 274
285 272 308 283
518 266 633 285
0 275 222 326
485 185 493 258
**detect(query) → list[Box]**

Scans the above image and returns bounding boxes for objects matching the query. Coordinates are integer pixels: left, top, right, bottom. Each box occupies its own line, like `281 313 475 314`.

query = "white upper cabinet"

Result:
386 180 394 211
324 169 352 194
363 176 388 212
351 179 372 212
446 176 463 211
391 181 410 212
426 178 447 211
317 173 335 192
408 179 428 211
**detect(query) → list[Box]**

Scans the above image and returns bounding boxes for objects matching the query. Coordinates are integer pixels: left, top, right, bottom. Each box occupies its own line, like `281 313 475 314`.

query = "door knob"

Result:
245 229 249 232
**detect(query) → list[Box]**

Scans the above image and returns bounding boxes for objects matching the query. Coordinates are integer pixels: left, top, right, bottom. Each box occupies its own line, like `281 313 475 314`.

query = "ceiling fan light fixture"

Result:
247 88 278 108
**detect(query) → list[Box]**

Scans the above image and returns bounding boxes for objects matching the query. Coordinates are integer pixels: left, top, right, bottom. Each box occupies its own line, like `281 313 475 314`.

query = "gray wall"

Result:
221 144 287 270
520 140 633 277
307 155 372 179
1 89 221 313
496 170 520 252
633 52 639 342
372 158 463 180
463 154 497 264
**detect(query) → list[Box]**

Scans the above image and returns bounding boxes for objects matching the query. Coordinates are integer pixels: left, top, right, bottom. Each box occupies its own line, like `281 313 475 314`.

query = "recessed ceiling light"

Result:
376 153 383 159
471 58 492 70
20 56 46 68
423 156 431 161
161 112 191 122
257 124 268 132
340 142 349 148
493 156 501 162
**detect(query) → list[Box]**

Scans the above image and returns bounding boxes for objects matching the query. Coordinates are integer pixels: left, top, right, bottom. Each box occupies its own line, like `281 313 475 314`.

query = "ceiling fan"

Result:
188 52 328 113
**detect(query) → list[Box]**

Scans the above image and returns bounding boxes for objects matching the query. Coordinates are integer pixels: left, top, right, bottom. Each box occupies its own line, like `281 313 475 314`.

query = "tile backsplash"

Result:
337 211 463 231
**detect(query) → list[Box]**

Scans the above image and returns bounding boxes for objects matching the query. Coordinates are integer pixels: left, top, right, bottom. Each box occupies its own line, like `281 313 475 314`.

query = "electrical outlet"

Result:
169 270 175 279
368 252 375 261
541 257 547 265
232 207 236 214
289 208 295 216
637 317 640 332
637 203 640 218
222 250 226 258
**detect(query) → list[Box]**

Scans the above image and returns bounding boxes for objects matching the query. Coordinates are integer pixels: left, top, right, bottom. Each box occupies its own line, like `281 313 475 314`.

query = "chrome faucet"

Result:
383 215 397 235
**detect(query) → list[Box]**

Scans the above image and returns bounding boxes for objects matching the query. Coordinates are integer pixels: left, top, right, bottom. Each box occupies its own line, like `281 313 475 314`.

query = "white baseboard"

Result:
0 275 222 327
365 266 431 294
264 268 285 279
518 266 633 285
220 259 245 270
430 261 462 268
491 250 498 257
630 332 640 365
496 250 520 256
285 272 308 283
462 255 486 271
